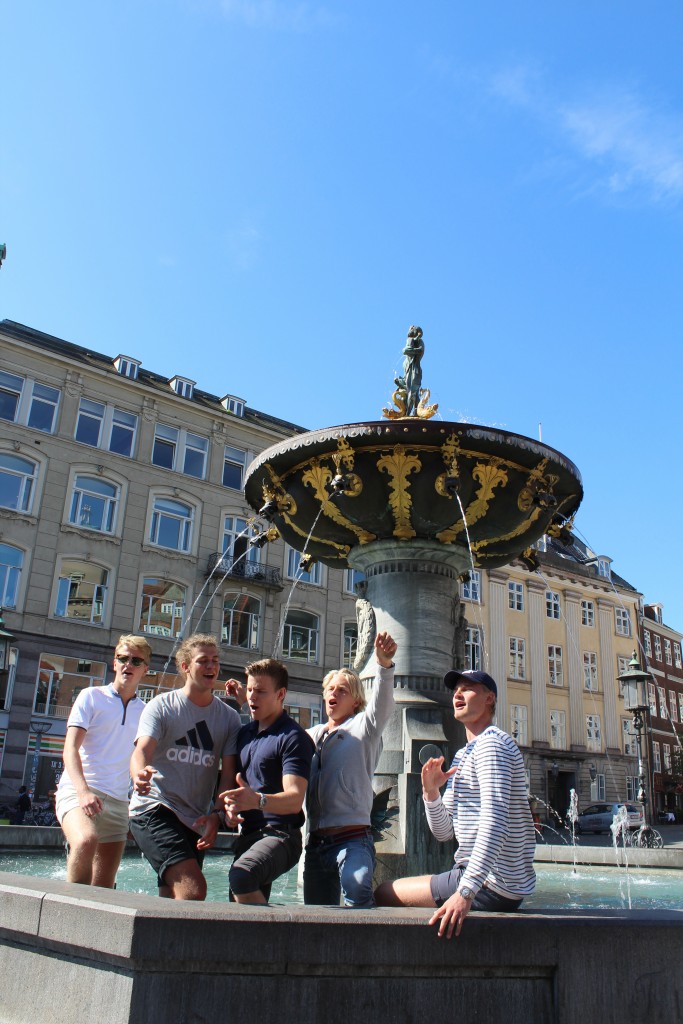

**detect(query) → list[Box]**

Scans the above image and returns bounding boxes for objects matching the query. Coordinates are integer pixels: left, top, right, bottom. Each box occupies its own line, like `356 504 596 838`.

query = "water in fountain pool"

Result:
1 850 681 910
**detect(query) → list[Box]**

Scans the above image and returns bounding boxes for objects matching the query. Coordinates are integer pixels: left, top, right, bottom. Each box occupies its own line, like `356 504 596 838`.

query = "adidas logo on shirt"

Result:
166 720 216 767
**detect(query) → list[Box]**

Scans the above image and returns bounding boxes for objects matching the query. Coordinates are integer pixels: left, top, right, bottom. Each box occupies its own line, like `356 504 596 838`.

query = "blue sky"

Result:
2 1 682 629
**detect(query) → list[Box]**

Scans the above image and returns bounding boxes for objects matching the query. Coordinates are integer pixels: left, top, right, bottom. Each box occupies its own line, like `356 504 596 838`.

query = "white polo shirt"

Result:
57 684 145 802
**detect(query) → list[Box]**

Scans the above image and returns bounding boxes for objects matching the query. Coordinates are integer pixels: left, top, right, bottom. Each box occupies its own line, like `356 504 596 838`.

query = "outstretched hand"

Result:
375 631 398 668
421 756 456 801
225 678 247 705
219 772 258 823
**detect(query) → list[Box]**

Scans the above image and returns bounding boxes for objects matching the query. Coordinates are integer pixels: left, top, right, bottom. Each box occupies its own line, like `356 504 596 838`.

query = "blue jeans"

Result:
304 833 376 908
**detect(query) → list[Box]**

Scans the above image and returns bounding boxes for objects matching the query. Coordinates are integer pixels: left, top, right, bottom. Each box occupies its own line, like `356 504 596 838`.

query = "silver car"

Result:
576 802 644 834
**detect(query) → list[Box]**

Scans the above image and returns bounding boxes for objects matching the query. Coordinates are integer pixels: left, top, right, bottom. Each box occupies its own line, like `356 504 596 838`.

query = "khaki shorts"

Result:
56 787 130 843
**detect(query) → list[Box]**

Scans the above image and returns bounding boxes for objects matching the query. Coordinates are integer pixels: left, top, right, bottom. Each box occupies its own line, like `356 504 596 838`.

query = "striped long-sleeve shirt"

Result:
424 725 536 899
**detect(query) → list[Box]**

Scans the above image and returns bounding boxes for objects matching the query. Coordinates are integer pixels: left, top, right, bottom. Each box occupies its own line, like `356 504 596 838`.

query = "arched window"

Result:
69 475 119 532
0 543 24 608
54 560 109 625
0 453 37 512
223 593 261 649
150 497 194 551
283 610 319 663
138 578 187 638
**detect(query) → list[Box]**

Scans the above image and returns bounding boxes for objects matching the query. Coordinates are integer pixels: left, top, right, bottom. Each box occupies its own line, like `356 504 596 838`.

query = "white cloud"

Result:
489 66 683 205
219 0 340 31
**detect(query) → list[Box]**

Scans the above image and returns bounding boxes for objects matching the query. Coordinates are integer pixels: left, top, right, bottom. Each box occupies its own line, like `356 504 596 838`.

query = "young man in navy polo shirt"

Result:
223 658 313 903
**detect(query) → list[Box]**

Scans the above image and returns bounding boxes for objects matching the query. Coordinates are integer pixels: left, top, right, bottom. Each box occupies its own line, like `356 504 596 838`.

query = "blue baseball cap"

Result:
443 669 498 697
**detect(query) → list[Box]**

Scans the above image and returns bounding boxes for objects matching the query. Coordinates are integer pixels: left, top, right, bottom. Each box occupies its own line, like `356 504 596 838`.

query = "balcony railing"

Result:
32 702 71 719
206 553 282 588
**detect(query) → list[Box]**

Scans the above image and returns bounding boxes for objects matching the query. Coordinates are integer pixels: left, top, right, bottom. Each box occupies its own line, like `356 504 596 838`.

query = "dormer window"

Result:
651 603 663 625
170 376 195 400
114 355 140 380
221 394 245 418
535 535 547 553
597 557 612 580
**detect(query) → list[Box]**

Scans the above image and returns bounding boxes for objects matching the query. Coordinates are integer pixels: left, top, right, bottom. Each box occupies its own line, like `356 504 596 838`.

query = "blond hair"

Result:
322 667 367 712
175 633 219 675
115 634 152 663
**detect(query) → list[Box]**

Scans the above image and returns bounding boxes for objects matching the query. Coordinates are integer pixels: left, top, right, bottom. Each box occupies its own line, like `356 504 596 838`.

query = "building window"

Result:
548 645 563 687
75 399 137 458
343 622 358 668
617 655 630 680
509 637 526 680
679 693 683 724
465 627 482 671
0 453 37 513
54 560 109 625
626 776 639 802
170 376 195 399
222 446 247 490
0 371 60 433
150 497 193 552
508 581 524 611
622 718 636 756
510 704 528 746
461 571 481 603
654 635 662 661
644 630 652 657
114 356 140 379
0 544 23 609
33 653 107 719
670 691 678 723
615 608 631 637
664 744 672 771
282 610 319 663
344 568 365 594
664 638 672 665
221 394 245 417
222 593 261 649
674 641 682 669
648 682 657 717
597 557 611 580
581 600 595 627
586 714 602 752
287 547 322 585
222 515 260 572
550 709 566 750
546 591 561 619
152 424 208 479
658 686 667 719
653 742 661 773
139 578 186 638
69 475 119 533
596 773 606 800
583 652 598 691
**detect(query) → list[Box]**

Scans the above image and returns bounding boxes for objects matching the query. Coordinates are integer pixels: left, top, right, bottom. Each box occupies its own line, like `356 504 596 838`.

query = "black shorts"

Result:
229 824 302 901
129 803 205 887
430 865 523 912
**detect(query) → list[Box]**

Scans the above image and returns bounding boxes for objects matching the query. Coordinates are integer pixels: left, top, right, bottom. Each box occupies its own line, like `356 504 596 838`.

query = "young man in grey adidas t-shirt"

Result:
130 634 240 900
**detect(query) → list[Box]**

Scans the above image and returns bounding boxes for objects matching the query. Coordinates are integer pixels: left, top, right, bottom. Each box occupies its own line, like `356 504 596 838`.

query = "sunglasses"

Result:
115 655 147 667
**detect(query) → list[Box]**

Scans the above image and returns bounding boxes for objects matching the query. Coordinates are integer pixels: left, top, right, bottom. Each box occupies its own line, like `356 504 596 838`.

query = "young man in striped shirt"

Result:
375 669 535 938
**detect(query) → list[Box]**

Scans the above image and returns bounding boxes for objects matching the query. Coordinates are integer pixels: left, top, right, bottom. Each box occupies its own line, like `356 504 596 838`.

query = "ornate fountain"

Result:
244 327 583 876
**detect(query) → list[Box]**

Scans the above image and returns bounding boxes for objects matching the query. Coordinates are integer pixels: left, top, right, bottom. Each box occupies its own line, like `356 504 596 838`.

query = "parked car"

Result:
576 802 644 834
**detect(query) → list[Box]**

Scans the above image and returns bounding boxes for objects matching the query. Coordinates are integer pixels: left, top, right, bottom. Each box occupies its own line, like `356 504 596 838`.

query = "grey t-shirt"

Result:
129 689 240 831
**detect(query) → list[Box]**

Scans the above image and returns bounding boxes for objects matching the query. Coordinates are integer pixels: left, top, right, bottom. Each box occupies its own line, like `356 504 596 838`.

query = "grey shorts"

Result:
229 824 302 901
56 787 129 843
430 865 523 912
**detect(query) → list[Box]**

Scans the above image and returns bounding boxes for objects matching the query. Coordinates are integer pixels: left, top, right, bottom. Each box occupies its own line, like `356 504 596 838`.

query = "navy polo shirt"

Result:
236 711 314 833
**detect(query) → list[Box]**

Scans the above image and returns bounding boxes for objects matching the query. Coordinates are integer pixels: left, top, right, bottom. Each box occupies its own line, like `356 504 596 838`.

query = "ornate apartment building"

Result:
640 603 683 817
0 320 361 801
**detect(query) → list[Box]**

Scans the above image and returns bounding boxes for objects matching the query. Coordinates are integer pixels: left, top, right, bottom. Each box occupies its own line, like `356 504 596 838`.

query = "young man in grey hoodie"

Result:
303 631 397 908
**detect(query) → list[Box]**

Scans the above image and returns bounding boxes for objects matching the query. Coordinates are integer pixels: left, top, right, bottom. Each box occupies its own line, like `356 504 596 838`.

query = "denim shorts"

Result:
430 865 523 911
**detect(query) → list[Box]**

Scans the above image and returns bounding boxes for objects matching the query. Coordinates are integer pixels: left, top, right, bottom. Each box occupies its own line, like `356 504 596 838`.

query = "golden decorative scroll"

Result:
262 463 349 557
436 459 509 542
377 446 421 539
382 388 438 420
301 459 375 545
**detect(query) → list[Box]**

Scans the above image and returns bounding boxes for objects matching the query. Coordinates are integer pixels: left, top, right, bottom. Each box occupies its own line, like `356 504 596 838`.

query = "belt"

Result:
308 826 373 847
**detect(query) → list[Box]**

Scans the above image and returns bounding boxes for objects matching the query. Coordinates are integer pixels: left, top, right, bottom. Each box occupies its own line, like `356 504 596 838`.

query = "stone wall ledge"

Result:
1 872 682 1024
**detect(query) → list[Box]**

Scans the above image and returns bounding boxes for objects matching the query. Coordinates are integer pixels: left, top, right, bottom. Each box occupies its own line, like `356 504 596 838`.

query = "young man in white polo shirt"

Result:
55 634 151 887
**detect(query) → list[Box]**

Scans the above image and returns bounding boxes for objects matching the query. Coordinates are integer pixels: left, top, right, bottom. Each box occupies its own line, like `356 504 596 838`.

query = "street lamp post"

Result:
617 652 653 825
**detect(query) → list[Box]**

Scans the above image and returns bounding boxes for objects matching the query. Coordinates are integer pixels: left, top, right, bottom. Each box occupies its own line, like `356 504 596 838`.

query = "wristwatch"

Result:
258 792 268 810
458 885 476 901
